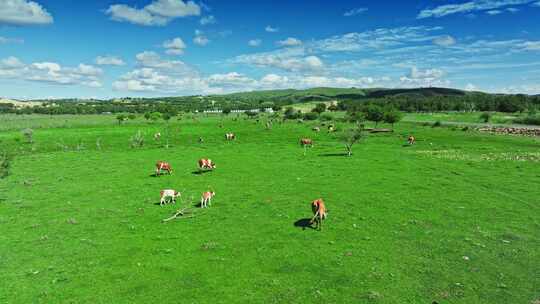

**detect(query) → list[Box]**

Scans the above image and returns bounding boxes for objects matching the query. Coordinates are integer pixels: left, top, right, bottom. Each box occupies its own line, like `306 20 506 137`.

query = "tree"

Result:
144 112 151 120
128 114 137 120
116 114 127 125
327 104 338 112
149 112 162 122
272 104 282 112
312 103 327 114
383 110 403 129
365 105 384 127
284 107 300 119
340 123 365 156
222 108 232 115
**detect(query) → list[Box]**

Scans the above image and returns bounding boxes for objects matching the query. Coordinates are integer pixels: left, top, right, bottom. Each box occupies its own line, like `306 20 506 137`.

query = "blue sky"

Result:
1 0 540 99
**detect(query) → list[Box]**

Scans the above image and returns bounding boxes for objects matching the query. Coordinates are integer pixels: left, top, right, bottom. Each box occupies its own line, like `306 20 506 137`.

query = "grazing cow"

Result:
198 158 216 170
312 127 321 132
154 132 161 140
160 189 181 206
310 198 327 230
200 191 216 208
408 135 416 145
300 138 313 147
198 137 204 143
225 133 236 140
156 161 173 176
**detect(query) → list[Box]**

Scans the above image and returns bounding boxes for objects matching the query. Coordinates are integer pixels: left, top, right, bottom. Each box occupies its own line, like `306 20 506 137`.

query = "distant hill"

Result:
0 98 43 108
212 87 470 104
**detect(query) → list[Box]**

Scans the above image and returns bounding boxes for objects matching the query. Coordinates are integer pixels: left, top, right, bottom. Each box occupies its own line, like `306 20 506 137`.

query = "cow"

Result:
198 158 216 170
160 189 181 206
198 137 204 143
312 127 321 132
225 133 236 140
300 138 313 147
310 198 327 230
154 132 161 141
408 135 416 145
155 161 173 176
200 191 216 208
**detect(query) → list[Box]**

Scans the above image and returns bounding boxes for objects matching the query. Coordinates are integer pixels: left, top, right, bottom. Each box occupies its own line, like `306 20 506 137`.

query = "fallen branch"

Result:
161 208 195 222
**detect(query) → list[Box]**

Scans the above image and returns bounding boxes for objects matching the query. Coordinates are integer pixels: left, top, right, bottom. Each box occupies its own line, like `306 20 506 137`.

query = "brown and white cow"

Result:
328 125 336 133
160 189 181 206
300 138 313 147
200 191 216 208
154 132 161 141
408 135 416 145
310 198 327 230
225 133 236 140
312 127 321 132
198 158 216 170
156 161 173 176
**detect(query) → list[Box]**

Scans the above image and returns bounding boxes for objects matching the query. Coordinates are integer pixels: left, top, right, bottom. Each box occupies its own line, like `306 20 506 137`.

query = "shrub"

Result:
116 114 127 124
0 151 12 179
432 121 442 128
284 107 301 120
479 112 492 123
22 128 34 144
514 115 540 125
320 113 333 121
312 103 327 114
130 131 145 148
462 126 470 131
303 112 319 121
128 114 137 120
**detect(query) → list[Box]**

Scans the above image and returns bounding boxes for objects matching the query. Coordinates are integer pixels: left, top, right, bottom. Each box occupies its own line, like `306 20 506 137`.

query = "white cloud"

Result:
193 30 210 46
163 37 186 55
506 7 520 12
95 56 125 66
418 0 535 19
200 15 216 25
106 0 200 26
433 35 456 46
248 39 262 47
0 36 24 44
0 0 53 25
344 8 368 17
465 83 478 91
486 9 502 15
533 1 540 6
0 56 103 87
234 48 324 73
277 37 302 47
519 41 540 51
265 25 279 33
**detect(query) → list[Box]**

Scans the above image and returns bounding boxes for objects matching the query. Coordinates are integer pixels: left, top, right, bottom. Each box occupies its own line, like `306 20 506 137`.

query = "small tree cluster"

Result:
341 123 365 156
130 131 145 148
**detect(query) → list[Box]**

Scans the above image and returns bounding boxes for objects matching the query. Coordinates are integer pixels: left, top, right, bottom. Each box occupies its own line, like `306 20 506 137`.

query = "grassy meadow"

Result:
0 113 539 303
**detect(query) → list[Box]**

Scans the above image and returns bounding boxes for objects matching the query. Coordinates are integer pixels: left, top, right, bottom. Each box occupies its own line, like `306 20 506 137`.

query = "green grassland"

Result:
1 114 539 303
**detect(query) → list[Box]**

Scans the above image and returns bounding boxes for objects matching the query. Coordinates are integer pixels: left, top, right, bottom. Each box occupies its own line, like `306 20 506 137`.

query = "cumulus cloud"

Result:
418 0 535 19
248 39 262 47
486 9 502 15
163 37 186 55
193 30 210 46
0 0 53 25
200 15 216 25
433 35 456 46
0 56 103 87
265 25 279 33
277 37 302 47
344 8 368 17
95 56 125 66
234 49 324 73
106 0 200 26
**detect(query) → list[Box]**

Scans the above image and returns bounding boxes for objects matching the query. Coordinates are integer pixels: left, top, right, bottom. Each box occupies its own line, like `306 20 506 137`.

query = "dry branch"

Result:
161 208 195 222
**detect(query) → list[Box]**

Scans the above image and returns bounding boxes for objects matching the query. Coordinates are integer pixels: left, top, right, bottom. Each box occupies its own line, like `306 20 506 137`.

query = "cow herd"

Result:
153 129 416 231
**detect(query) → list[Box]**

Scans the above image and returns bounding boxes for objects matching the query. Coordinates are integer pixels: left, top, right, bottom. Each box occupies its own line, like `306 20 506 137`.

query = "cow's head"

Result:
174 191 181 198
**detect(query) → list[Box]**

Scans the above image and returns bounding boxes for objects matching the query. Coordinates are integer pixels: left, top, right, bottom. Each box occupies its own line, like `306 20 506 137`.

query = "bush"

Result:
284 107 301 120
514 115 540 125
0 151 12 178
312 103 327 114
479 112 492 123
432 121 442 128
320 113 333 121
303 112 319 121
128 114 137 120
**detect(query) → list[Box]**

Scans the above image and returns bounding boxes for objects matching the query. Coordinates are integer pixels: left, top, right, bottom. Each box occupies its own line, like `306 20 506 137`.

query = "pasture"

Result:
0 114 539 304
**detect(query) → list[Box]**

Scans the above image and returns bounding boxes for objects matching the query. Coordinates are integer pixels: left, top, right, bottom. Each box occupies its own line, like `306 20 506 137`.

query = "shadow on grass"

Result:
191 170 212 175
294 218 315 230
318 153 349 157
149 173 173 177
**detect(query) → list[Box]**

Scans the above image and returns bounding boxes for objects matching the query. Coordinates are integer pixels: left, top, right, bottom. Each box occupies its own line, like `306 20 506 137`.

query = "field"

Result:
1 114 539 303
